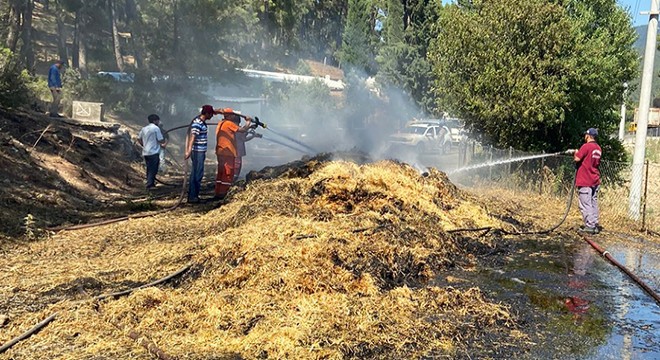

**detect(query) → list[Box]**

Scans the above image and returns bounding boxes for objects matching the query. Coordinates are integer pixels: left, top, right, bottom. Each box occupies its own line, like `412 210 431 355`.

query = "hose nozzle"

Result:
252 116 267 129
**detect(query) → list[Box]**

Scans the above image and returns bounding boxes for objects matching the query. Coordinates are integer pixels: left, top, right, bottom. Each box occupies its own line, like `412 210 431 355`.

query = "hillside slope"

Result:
0 107 146 237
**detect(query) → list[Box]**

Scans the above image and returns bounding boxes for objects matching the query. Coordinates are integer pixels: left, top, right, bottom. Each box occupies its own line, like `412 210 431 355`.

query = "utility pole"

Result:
619 83 628 141
629 0 658 220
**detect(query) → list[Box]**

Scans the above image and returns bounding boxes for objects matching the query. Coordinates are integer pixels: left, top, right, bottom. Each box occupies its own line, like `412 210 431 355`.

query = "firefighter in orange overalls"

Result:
214 108 252 200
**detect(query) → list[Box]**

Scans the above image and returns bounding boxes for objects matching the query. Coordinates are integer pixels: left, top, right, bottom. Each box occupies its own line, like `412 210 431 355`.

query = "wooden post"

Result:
462 140 468 166
539 155 545 195
488 146 493 181
458 141 464 168
642 160 650 231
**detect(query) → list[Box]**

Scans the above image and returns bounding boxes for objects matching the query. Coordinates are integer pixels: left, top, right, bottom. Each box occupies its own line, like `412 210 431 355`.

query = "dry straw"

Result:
2 158 521 359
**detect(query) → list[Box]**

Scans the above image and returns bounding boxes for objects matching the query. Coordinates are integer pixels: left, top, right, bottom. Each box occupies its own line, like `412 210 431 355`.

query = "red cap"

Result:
201 105 214 115
223 108 234 114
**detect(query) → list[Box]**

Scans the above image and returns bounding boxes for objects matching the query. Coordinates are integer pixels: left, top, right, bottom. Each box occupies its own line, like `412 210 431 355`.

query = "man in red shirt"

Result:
569 128 602 234
214 108 252 200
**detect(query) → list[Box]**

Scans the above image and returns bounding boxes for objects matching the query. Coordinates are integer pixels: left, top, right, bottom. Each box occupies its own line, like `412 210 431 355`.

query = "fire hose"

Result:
3 112 358 352
0 263 192 355
47 129 194 232
448 170 577 236
448 164 660 308
47 113 311 232
581 234 660 306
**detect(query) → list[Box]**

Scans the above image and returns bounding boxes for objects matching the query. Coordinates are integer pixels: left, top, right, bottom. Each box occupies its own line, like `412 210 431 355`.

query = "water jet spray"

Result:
449 152 563 175
265 127 319 154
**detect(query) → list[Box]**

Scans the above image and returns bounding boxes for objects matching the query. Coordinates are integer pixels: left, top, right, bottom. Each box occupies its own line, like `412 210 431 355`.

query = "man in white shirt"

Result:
137 114 167 189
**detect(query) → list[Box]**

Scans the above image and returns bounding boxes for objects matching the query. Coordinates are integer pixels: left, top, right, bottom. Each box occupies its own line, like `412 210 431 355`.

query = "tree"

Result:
338 0 378 74
430 0 637 158
108 0 125 72
376 0 440 114
55 0 69 65
125 0 145 70
298 0 348 63
4 0 22 52
20 0 34 73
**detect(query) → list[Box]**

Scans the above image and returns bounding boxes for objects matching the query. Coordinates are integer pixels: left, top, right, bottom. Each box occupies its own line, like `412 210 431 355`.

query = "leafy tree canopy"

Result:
430 0 637 159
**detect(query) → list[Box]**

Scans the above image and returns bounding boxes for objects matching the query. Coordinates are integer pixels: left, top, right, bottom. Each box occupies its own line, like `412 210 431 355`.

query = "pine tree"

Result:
338 0 377 74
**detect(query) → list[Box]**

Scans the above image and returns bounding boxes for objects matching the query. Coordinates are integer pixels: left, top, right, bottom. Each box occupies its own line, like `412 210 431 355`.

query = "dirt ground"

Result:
0 107 185 238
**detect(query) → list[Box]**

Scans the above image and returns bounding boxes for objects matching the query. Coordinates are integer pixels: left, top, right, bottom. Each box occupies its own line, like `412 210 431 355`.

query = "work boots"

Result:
578 225 601 234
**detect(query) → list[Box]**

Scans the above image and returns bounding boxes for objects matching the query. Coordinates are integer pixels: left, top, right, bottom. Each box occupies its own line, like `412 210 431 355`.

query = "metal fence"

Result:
452 141 658 234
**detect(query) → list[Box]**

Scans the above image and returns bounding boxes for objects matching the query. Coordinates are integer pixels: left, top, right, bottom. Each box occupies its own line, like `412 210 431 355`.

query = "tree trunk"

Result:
78 27 88 77
72 9 79 68
172 0 182 74
55 1 68 65
125 0 145 70
108 0 125 71
261 0 270 51
20 0 35 73
5 1 22 52
76 9 88 77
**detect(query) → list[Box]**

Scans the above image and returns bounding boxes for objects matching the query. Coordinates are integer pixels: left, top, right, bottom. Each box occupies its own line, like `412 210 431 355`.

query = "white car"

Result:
388 122 452 154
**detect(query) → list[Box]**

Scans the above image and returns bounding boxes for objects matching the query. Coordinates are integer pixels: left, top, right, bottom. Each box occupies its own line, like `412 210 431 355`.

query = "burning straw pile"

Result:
2 158 519 359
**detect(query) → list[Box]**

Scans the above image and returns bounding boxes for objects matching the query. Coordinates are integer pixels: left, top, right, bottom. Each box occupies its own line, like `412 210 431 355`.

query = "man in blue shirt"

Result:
185 105 217 203
47 60 64 117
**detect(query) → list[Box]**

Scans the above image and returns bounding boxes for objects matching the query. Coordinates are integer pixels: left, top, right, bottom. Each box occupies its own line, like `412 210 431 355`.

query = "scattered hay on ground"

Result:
2 159 521 359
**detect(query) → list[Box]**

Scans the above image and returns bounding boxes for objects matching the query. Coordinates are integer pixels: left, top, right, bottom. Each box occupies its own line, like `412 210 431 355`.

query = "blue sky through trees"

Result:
440 0 647 27
618 0 650 26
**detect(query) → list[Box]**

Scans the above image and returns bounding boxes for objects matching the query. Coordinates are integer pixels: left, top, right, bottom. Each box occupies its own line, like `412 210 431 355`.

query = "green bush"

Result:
647 139 660 164
0 47 36 108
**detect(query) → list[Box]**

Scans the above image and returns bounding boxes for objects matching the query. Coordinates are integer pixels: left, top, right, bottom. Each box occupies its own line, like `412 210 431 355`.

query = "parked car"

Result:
96 71 135 83
388 121 452 154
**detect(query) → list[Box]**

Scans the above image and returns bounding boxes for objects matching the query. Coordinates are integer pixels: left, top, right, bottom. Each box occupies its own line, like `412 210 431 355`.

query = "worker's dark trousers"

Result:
144 153 160 188
188 151 205 201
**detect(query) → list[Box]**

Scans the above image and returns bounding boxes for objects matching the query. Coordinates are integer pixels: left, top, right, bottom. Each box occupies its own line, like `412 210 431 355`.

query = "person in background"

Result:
48 60 64 118
567 128 602 234
137 114 167 189
185 105 216 203
438 122 452 154
232 111 262 182
157 120 170 173
214 109 252 200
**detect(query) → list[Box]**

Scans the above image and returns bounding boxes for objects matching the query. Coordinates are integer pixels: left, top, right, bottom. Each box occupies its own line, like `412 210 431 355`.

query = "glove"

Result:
565 149 577 155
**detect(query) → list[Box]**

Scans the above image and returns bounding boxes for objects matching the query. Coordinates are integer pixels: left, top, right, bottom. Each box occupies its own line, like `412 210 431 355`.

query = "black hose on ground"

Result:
0 313 57 354
448 173 577 236
48 134 191 232
0 263 193 354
